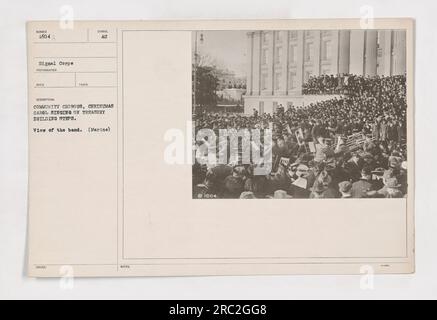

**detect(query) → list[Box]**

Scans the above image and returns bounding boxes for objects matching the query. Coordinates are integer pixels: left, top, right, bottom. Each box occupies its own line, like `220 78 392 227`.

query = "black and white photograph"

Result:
192 29 408 199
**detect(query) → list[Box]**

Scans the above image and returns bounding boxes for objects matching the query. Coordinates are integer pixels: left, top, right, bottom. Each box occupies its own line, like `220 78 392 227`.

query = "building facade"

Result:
216 71 246 90
217 88 246 103
244 30 406 114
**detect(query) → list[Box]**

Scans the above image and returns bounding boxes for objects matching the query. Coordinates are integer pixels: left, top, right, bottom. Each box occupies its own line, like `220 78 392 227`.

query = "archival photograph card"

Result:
27 19 415 277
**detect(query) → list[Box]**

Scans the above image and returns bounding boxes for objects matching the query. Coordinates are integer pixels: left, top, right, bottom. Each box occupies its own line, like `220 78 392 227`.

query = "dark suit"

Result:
351 179 376 198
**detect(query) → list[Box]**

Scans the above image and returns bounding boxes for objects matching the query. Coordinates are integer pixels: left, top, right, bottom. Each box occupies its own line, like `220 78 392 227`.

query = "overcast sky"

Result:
193 31 248 77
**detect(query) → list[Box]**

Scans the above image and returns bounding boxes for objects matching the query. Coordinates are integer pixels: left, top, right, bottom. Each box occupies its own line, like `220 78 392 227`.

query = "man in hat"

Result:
239 191 257 199
388 154 402 170
222 166 246 198
319 170 340 198
205 164 233 196
384 177 404 198
367 171 403 198
309 180 327 199
309 171 339 198
269 190 293 199
338 181 353 198
284 133 299 156
311 120 325 143
350 166 376 198
244 175 268 199
223 175 244 199
288 164 311 198
272 137 289 158
362 151 376 170
344 152 362 181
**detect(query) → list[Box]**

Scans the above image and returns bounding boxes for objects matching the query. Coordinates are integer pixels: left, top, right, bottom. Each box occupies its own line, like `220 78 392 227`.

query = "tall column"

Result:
349 30 365 75
313 31 321 76
338 30 350 74
267 31 275 95
294 31 305 95
280 31 289 95
392 30 406 75
364 30 378 76
252 31 261 95
246 32 254 95
330 31 340 75
377 30 392 76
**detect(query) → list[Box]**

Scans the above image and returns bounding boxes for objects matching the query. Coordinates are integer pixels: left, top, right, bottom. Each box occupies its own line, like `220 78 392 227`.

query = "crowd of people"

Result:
192 74 408 199
302 73 405 96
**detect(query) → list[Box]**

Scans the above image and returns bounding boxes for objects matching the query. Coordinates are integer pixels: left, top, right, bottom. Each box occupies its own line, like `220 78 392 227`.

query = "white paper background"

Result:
1 0 436 299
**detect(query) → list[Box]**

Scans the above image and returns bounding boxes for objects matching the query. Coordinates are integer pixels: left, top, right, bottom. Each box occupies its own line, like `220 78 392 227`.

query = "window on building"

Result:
289 45 297 63
305 30 313 38
261 73 268 90
322 40 332 61
275 47 283 64
262 48 268 65
288 71 297 89
305 42 314 62
274 72 282 90
321 30 331 37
